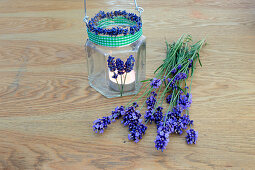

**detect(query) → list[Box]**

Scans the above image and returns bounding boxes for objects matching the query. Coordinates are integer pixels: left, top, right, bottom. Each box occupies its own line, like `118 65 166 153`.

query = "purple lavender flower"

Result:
107 56 116 72
154 134 169 152
170 118 184 134
144 109 155 124
188 59 193 69
122 104 147 143
186 129 198 144
178 93 192 111
150 78 162 89
116 58 125 75
167 107 182 119
151 91 157 97
154 106 163 124
93 116 111 134
128 123 147 143
146 95 157 110
125 55 135 73
154 120 172 151
111 106 125 122
122 106 142 127
164 106 194 135
181 114 193 129
132 102 139 108
166 94 172 104
112 72 118 79
171 68 177 74
167 72 187 89
145 91 163 124
177 64 182 70
123 29 128 36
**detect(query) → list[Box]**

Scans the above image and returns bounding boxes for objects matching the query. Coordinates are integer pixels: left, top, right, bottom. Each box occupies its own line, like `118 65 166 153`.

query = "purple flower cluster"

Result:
154 92 195 151
167 112 193 135
107 56 116 72
107 55 135 79
155 110 194 151
87 10 142 36
111 106 125 122
178 93 192 111
122 103 147 143
144 91 163 124
167 72 187 89
186 129 198 144
125 55 135 73
166 94 172 104
93 105 126 133
122 105 142 127
154 119 173 151
116 58 125 75
93 116 111 134
154 106 164 124
171 68 177 74
144 106 163 125
188 59 193 68
170 63 183 75
146 93 157 110
150 78 162 89
128 124 147 143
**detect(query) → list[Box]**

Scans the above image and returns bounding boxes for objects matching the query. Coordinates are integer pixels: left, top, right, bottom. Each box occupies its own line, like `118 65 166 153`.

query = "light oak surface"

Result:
0 0 255 169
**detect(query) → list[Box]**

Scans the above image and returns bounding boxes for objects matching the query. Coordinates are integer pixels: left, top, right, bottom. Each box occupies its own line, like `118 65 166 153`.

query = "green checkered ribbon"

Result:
87 17 142 47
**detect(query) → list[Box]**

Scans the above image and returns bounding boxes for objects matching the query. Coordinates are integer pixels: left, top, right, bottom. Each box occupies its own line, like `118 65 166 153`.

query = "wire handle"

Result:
83 0 144 23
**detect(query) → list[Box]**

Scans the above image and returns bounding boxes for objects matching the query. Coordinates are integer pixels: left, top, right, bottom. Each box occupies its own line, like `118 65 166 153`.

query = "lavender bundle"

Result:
92 35 205 151
107 55 135 96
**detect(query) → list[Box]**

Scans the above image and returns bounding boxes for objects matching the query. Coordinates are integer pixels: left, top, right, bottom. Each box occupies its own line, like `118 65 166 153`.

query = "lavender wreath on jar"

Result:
86 10 142 37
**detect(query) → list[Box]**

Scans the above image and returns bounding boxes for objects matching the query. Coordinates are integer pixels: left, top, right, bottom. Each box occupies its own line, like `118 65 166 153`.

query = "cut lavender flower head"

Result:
144 109 155 124
181 114 193 129
171 68 177 74
132 102 139 108
146 95 157 110
122 104 147 143
150 78 162 89
122 105 142 126
93 116 111 134
166 94 172 104
188 59 193 68
116 58 125 75
107 56 116 72
186 129 198 144
111 106 125 122
154 120 173 151
154 106 163 124
167 72 187 89
151 91 157 97
154 134 169 152
112 72 118 79
177 64 182 70
128 123 147 143
178 93 192 111
125 55 135 73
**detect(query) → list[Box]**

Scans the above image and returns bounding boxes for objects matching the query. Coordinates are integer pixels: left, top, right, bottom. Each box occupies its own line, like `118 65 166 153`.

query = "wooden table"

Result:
0 0 254 169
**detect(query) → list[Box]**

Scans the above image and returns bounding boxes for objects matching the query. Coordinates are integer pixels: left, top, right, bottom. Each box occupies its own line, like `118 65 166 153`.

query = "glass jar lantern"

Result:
84 0 146 98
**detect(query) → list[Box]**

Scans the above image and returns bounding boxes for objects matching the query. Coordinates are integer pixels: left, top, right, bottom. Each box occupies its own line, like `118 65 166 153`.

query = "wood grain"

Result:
0 0 255 169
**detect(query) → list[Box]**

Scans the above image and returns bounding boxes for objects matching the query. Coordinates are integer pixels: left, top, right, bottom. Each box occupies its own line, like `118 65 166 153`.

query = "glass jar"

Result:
85 35 146 98
83 1 146 98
